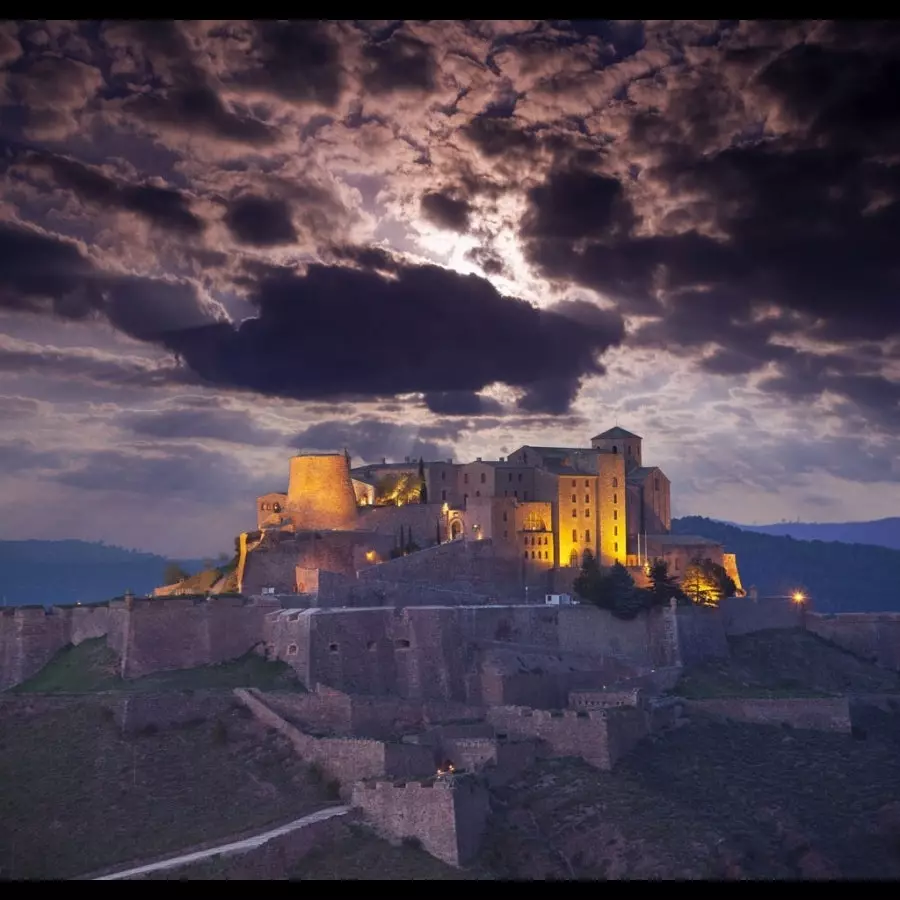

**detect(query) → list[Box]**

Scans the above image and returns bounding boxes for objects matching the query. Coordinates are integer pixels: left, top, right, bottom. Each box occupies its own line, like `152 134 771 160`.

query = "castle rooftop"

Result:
593 427 642 440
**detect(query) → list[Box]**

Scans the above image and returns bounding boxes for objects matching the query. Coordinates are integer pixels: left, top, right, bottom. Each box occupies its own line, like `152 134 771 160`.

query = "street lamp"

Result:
791 591 805 604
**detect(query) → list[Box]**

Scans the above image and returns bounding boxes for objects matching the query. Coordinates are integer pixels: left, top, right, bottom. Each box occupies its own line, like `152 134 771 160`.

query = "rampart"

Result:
805 613 900 672
233 689 435 796
674 604 729 666
683 696 852 733
350 774 490 867
719 595 805 635
113 690 235 735
485 704 648 770
358 539 527 598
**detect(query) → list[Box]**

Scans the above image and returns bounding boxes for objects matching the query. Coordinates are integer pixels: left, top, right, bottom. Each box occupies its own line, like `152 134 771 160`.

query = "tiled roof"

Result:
593 426 642 440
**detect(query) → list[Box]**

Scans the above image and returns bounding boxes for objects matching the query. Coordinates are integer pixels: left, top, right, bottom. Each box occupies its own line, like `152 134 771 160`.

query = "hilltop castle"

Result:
227 427 743 600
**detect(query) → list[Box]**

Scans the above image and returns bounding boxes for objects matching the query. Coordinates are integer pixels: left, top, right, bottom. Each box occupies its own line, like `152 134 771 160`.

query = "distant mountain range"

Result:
673 517 900 614
724 517 900 551
0 540 206 608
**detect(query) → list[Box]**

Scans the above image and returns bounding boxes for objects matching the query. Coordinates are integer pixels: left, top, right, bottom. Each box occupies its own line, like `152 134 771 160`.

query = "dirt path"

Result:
93 805 351 880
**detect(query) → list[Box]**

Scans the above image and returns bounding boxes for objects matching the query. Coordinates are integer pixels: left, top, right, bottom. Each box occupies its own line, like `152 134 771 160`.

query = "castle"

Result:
231 427 743 600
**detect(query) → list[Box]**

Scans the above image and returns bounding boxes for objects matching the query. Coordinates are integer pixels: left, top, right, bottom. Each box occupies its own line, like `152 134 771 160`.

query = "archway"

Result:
569 549 579 568
451 519 462 539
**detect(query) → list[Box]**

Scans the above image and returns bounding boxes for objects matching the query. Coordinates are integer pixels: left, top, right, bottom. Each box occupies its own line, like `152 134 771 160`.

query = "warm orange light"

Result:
792 591 805 604
365 550 376 562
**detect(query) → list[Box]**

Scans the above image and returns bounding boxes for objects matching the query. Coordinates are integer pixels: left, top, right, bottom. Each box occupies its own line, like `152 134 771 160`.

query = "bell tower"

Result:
591 427 642 473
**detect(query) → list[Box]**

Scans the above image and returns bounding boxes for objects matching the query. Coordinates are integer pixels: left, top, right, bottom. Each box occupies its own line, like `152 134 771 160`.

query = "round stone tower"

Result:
286 452 358 531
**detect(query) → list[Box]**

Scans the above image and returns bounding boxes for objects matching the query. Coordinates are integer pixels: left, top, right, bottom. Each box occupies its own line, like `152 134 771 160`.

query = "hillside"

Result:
0 540 206 607
673 516 900 613
728 518 900 552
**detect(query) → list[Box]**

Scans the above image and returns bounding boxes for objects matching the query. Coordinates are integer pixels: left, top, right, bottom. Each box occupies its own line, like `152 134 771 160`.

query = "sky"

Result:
1 19 899 558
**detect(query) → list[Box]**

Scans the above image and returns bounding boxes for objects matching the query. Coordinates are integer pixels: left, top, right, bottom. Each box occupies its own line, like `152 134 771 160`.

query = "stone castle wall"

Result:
358 539 526 597
234 689 436 796
673 604 730 666
112 690 236 736
684 697 852 733
357 503 448 547
719 595 805 635
805 613 900 672
350 775 490 867
485 704 648 770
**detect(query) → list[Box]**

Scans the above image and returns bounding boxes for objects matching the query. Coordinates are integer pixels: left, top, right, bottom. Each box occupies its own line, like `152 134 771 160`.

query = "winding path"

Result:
93 805 351 880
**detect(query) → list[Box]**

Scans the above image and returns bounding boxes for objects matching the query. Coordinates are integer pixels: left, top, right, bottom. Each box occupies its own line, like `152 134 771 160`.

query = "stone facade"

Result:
684 697 853 733
350 775 490 867
112 690 234 735
719 595 805 635
805 613 900 672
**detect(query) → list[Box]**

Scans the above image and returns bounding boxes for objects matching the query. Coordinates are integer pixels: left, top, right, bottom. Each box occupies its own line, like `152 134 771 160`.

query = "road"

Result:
94 805 351 880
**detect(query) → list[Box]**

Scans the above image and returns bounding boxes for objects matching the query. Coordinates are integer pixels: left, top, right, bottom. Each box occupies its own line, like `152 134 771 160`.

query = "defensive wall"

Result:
233 689 437 797
719 595 806 635
350 775 490 868
805 613 900 672
485 704 648 771
684 696 853 733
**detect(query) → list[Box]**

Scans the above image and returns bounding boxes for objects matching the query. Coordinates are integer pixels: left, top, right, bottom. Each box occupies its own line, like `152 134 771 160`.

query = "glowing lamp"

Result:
792 591 805 604
365 550 376 562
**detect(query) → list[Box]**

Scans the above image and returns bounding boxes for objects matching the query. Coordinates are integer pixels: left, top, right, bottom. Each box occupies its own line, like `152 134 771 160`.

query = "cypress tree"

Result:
418 457 428 504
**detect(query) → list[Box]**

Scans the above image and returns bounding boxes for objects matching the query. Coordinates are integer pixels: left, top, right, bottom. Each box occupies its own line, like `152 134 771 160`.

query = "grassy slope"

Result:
675 629 900 699
11 638 306 694
0 701 337 879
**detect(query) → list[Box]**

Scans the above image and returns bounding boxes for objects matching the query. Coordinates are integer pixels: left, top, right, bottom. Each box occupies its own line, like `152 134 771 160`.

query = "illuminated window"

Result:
584 494 589 503
572 509 577 518
585 530 591 542
614 543 618 553
614 526 618 536
572 529 578 542
585 509 590 517
572 494 577 503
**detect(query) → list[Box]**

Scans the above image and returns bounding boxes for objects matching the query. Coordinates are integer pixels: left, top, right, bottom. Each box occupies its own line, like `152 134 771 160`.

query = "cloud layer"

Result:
1 19 898 552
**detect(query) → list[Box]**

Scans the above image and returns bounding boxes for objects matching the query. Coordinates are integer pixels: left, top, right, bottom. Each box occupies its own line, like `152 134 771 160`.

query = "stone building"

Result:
245 428 740 595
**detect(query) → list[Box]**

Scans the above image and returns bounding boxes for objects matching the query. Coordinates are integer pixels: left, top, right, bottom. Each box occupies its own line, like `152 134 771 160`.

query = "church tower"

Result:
591 427 642 474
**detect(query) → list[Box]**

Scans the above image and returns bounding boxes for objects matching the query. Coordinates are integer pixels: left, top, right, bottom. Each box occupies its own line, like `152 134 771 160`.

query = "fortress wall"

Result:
684 697 852 733
254 685 354 734
556 605 673 667
357 503 448 545
234 689 434 796
673 604 729 666
122 597 276 679
484 705 645 770
805 613 900 672
719 595 804 635
0 607 71 691
67 605 112 645
358 539 525 596
351 775 490 868
263 609 313 684
114 690 234 735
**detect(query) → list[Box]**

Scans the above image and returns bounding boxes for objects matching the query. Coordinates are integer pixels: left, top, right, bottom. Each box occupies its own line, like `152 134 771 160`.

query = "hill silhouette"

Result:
0 540 206 607
726 517 900 551
673 516 900 613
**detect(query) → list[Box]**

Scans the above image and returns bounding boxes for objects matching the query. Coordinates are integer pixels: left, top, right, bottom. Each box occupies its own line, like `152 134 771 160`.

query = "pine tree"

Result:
647 558 684 607
418 457 428 504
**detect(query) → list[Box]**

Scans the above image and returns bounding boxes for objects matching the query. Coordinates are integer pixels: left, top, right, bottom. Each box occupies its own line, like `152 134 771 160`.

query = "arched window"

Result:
531 551 536 559
523 511 546 532
612 445 618 454
585 530 591 542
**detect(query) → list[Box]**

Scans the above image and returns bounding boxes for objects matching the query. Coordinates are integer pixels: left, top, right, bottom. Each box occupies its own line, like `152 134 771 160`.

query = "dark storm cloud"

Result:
233 20 344 106
361 30 436 94
420 191 472 232
292 418 454 463
56 445 270 502
0 222 223 341
158 258 626 414
22 151 205 236
119 407 290 447
0 439 64 473
224 195 297 246
424 391 503 416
